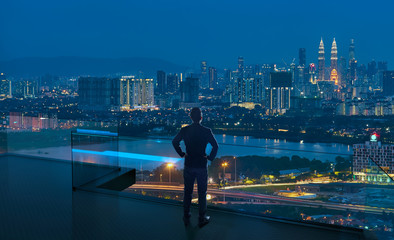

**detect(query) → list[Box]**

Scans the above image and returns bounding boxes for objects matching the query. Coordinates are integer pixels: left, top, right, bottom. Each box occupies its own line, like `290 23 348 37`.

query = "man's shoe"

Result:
183 216 191 227
198 216 210 228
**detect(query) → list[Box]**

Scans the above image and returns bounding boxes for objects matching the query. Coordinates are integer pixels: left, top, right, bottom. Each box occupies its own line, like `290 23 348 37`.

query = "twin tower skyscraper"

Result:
318 38 339 85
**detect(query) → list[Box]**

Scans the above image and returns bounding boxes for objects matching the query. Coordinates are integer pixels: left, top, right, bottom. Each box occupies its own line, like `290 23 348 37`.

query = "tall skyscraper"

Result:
224 69 232 86
377 62 388 90
357 64 367 81
156 70 166 94
238 56 244 72
308 63 317 84
78 77 120 111
330 38 338 85
349 39 355 62
166 74 179 93
208 67 217 89
347 39 357 86
253 77 264 103
338 57 347 87
201 61 207 74
349 59 357 85
296 65 306 86
383 71 394 96
180 77 200 108
265 72 293 113
200 61 208 88
299 48 306 67
367 60 377 78
318 38 325 81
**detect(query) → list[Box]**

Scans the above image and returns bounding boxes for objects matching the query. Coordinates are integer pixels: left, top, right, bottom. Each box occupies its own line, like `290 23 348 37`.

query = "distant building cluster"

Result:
78 76 154 111
1 38 394 117
151 38 393 115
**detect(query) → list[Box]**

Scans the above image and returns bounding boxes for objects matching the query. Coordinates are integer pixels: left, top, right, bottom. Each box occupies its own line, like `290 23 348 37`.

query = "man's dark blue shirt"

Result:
172 122 219 168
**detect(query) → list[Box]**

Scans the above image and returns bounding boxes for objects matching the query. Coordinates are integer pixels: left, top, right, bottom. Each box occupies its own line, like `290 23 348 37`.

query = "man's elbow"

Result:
213 142 219 151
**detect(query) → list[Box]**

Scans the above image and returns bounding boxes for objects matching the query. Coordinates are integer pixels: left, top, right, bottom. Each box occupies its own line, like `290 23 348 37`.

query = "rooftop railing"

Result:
1 113 393 239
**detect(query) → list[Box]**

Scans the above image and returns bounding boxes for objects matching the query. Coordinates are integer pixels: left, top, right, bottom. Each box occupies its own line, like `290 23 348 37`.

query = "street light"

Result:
233 156 237 183
221 162 228 203
221 162 228 182
167 163 174 183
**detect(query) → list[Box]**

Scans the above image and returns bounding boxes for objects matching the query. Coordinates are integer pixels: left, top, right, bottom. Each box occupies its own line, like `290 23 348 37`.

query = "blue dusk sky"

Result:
1 0 393 69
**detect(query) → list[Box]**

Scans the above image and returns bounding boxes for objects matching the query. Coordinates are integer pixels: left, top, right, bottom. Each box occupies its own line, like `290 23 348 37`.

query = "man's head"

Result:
190 107 202 123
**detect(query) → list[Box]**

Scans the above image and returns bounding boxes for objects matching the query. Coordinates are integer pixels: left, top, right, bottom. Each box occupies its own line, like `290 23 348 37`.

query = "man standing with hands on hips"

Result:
172 107 219 228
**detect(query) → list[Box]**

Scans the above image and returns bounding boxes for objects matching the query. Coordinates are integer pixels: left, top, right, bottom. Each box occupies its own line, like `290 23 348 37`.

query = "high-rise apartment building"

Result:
180 77 200 108
367 60 377 78
79 76 154 111
378 61 388 72
265 72 293 113
120 76 154 109
299 48 306 67
338 57 347 87
166 74 179 93
236 77 263 103
130 78 154 108
156 70 166 94
78 77 120 111
224 69 232 87
383 71 394 96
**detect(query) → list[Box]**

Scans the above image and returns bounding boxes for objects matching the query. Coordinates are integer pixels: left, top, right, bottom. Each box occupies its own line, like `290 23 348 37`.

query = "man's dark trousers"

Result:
183 167 208 220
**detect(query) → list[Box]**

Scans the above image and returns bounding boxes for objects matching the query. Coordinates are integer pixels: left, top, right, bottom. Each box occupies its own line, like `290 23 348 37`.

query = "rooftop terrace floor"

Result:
0 155 370 240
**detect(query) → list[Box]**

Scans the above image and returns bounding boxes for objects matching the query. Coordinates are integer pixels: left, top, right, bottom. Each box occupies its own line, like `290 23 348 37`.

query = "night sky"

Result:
1 0 394 69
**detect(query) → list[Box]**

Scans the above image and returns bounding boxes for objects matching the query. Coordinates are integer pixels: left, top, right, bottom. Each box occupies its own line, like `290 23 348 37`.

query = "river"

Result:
14 134 353 170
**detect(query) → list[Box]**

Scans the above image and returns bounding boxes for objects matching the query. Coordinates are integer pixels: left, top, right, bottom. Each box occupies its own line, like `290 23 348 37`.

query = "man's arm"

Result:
207 129 218 161
172 128 185 158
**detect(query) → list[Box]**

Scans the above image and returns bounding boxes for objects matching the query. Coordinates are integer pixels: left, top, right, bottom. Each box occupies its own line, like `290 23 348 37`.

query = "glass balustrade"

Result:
1 112 392 239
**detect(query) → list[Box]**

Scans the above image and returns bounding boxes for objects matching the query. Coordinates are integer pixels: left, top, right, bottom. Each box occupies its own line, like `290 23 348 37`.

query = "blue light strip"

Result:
72 149 181 163
76 129 118 136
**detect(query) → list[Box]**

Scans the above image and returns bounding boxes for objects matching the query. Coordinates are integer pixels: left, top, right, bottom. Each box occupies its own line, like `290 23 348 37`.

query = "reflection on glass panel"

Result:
5 112 118 160
72 129 119 189
0 130 7 154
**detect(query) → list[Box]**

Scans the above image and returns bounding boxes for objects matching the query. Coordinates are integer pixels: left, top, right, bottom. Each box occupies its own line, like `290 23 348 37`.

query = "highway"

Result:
127 184 394 215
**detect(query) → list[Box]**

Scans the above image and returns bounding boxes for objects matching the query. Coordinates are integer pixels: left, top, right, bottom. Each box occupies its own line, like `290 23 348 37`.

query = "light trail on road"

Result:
128 184 394 215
